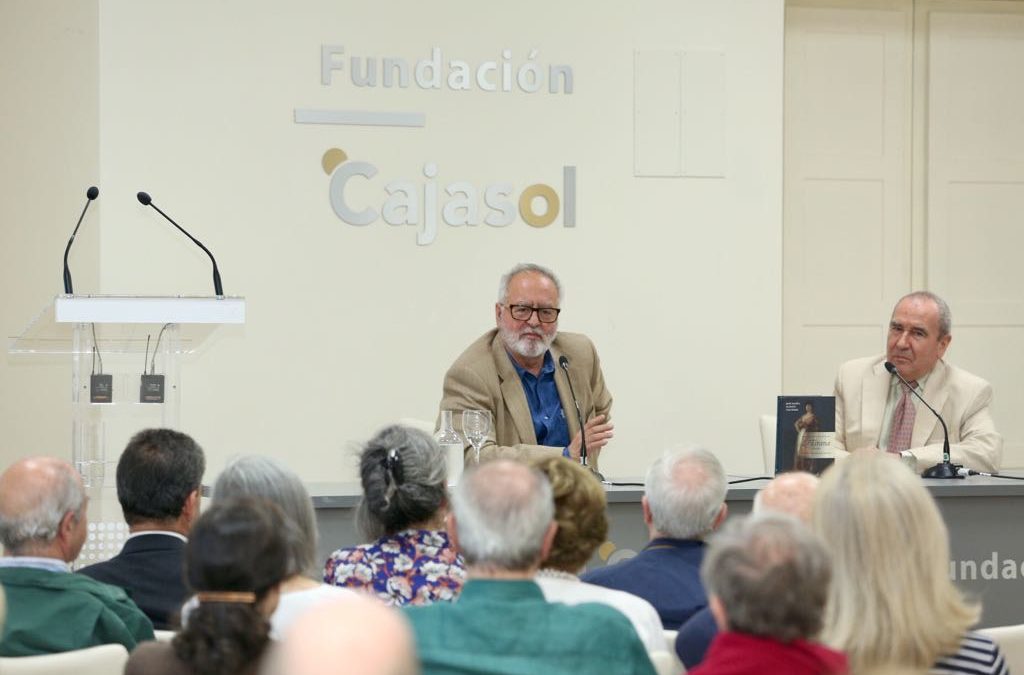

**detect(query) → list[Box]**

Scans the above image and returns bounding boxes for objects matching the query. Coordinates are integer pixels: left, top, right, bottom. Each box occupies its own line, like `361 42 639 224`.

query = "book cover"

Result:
775 395 836 475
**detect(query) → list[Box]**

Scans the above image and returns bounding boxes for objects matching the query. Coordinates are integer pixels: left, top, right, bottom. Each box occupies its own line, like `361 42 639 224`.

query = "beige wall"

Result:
783 0 1024 469
1 1 99 463
2 0 784 481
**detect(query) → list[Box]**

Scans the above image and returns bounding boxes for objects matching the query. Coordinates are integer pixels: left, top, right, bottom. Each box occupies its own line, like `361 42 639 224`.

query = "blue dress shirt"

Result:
508 351 570 449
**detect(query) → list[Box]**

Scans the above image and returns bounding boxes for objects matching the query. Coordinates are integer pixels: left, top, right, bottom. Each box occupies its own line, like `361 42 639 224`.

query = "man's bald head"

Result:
753 472 819 524
450 459 554 572
278 596 418 675
0 457 86 559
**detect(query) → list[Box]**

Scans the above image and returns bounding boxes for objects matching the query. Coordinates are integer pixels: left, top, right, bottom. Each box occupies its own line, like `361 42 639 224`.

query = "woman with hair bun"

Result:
125 497 289 675
323 425 466 605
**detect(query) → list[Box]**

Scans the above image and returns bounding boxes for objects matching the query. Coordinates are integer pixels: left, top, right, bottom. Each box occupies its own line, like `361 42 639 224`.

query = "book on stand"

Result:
775 395 835 475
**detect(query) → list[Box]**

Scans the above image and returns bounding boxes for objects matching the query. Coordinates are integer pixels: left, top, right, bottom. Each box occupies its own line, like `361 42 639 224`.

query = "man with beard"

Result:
438 263 613 469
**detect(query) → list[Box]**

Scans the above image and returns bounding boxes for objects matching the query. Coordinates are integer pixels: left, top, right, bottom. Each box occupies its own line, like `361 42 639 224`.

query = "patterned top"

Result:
323 529 466 606
931 632 1008 675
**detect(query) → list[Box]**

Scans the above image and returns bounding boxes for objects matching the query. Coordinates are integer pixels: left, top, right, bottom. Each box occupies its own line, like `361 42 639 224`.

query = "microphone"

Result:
137 191 224 296
62 186 99 294
884 360 960 479
558 355 590 468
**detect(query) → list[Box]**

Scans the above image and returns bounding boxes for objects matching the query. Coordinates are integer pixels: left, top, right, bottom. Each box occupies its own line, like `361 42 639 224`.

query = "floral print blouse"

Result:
323 529 466 606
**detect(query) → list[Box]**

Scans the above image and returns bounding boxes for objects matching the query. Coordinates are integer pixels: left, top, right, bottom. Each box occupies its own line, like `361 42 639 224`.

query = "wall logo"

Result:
322 148 576 246
321 46 574 95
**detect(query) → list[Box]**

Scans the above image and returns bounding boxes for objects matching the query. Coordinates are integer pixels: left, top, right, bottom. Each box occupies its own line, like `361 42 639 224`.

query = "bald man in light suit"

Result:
832 291 1002 473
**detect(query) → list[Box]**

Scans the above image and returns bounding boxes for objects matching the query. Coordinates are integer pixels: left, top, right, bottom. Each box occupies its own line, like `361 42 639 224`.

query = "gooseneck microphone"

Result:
558 355 589 467
884 360 960 479
137 191 224 296
62 186 99 294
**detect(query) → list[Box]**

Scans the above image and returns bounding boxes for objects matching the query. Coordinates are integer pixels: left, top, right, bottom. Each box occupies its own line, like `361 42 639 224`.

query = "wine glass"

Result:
462 410 491 463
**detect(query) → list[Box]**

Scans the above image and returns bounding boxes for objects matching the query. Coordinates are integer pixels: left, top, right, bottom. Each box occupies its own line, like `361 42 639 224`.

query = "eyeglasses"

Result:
506 304 561 323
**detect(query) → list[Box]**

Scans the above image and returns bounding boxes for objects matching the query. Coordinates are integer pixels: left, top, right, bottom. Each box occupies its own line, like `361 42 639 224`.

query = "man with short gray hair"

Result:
582 446 727 629
0 457 153 655
833 290 1002 473
686 513 847 675
403 460 656 675
438 263 613 470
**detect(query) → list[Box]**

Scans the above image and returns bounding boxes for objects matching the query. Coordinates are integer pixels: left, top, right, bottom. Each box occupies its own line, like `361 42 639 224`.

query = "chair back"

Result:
0 643 129 675
760 414 777 474
979 623 1024 673
650 629 685 674
649 650 685 675
398 417 436 435
153 629 176 642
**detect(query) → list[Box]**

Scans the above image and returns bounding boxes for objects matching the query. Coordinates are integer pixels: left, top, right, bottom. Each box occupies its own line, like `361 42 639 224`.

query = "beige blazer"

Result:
832 355 1002 473
438 329 612 467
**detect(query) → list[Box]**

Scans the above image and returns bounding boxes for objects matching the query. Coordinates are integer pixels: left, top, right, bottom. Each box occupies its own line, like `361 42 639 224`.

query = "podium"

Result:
9 295 244 565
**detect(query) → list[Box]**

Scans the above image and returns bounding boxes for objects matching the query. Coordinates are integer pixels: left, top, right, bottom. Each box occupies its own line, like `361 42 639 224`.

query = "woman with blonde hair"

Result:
813 452 1006 674
530 455 665 654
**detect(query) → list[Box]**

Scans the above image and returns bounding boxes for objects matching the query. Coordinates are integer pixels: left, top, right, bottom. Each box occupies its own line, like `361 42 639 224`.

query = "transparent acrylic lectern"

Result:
9 295 245 565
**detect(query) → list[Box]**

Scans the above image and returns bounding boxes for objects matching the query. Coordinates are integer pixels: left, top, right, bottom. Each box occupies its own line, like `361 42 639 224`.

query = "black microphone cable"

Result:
955 468 1024 481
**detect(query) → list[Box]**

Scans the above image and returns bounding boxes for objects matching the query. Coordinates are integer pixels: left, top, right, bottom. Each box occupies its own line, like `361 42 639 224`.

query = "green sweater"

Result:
404 579 657 675
0 565 154 656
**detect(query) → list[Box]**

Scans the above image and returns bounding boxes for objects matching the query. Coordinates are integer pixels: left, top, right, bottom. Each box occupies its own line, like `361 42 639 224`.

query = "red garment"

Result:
687 631 848 675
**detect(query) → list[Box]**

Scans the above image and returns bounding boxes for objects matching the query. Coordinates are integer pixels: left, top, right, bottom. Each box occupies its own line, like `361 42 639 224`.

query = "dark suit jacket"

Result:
581 537 707 630
77 532 188 630
675 606 718 668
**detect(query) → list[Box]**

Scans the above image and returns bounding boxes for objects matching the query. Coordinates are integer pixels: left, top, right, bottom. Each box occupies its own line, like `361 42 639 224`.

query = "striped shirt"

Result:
932 632 1008 675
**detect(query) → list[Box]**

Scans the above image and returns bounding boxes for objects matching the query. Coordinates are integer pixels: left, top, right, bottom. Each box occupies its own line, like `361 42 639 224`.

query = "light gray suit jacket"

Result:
832 355 1002 473
438 329 612 466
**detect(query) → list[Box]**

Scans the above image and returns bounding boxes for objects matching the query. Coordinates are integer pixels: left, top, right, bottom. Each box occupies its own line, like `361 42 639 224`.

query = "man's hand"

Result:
567 414 614 464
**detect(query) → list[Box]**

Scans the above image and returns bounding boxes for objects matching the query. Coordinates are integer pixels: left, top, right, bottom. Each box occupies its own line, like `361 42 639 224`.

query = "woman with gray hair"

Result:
183 455 355 638
323 425 466 605
686 512 846 675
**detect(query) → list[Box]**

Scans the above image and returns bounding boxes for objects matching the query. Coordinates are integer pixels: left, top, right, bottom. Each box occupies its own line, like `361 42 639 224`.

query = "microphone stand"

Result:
63 187 99 294
559 355 605 481
884 361 961 479
137 192 224 296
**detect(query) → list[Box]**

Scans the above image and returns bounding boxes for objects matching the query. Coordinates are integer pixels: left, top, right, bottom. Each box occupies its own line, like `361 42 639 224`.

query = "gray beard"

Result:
499 325 554 359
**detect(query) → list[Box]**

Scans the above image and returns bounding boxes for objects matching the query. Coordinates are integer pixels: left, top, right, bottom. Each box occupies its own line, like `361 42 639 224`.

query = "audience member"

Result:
125 498 289 675
754 471 820 522
275 596 419 675
814 453 1007 673
404 460 657 675
530 455 665 654
77 428 205 629
582 446 727 628
0 457 154 655
203 455 355 637
676 470 820 668
688 513 846 675
324 425 465 605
